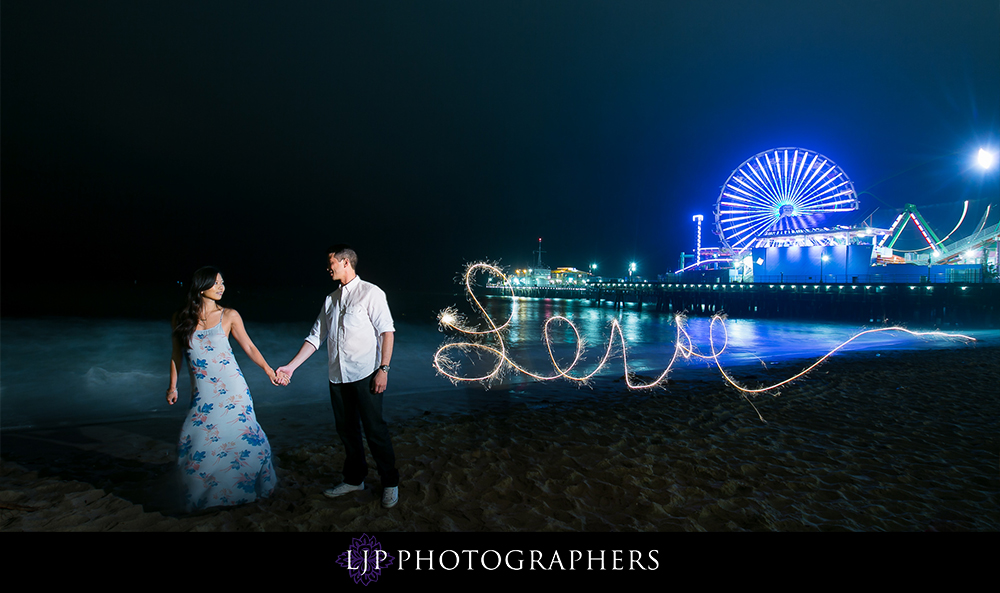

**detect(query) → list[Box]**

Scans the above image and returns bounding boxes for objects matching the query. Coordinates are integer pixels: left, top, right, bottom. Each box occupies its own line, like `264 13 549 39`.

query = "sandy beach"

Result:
2 344 997 532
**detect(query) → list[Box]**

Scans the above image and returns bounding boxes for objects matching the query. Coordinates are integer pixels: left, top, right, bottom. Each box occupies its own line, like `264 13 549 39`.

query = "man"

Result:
276 244 399 508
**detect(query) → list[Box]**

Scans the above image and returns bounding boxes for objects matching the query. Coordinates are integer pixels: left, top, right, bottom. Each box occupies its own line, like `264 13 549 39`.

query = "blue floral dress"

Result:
177 310 275 511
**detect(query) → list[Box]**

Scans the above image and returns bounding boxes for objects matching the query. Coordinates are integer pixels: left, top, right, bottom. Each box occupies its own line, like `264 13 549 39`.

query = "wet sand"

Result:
2 344 997 531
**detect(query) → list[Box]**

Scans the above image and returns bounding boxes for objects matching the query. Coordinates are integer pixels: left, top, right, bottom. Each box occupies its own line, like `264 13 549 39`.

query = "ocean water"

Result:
1 293 993 431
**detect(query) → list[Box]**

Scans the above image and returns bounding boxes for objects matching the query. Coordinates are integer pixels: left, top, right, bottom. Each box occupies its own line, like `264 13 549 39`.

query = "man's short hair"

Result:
327 244 358 269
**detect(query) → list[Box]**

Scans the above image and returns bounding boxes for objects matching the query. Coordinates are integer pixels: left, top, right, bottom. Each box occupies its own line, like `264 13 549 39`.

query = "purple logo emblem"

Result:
337 533 395 585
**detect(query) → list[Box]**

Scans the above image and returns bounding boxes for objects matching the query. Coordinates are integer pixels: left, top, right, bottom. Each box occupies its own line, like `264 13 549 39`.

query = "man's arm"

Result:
276 304 328 385
371 331 393 394
276 341 317 385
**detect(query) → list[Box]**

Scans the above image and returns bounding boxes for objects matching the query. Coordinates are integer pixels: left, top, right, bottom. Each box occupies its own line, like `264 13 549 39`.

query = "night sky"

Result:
3 1 998 313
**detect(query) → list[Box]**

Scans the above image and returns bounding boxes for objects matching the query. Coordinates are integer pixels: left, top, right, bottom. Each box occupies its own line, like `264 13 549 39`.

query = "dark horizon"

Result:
3 1 999 317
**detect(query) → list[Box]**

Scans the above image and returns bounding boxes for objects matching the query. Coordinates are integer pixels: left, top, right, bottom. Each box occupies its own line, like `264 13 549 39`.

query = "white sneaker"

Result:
323 482 365 498
381 486 399 508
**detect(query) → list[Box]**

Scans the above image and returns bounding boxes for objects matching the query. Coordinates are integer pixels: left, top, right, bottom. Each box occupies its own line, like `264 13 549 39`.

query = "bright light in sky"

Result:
978 148 997 169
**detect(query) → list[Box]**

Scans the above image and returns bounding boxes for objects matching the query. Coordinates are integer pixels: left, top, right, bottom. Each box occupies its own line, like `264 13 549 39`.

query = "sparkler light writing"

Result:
433 263 977 420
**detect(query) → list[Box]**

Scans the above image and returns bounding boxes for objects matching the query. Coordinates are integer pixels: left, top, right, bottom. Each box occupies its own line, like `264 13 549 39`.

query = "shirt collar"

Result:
340 276 361 295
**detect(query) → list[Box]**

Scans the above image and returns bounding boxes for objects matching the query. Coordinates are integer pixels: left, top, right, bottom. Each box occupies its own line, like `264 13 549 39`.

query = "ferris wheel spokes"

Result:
715 147 859 254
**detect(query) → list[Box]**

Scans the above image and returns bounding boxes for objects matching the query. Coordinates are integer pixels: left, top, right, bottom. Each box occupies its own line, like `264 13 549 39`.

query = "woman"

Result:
166 266 282 512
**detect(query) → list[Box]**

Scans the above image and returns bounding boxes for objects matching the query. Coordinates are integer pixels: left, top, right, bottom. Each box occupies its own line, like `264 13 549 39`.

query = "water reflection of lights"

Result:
434 263 977 421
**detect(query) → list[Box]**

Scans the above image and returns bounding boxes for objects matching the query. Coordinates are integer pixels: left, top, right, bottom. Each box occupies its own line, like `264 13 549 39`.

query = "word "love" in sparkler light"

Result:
433 263 976 421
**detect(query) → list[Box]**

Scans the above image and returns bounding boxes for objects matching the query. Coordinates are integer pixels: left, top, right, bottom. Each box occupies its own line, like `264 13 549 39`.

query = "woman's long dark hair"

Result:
173 266 222 347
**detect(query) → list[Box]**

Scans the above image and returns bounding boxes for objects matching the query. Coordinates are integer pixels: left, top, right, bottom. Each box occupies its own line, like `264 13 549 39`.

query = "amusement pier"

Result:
489 147 1000 326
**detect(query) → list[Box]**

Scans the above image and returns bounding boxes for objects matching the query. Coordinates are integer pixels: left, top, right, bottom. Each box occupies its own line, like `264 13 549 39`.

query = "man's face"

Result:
327 254 348 282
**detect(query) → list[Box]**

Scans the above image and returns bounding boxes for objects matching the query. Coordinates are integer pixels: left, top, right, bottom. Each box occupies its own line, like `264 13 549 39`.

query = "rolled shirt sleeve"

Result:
303 299 330 351
367 286 395 336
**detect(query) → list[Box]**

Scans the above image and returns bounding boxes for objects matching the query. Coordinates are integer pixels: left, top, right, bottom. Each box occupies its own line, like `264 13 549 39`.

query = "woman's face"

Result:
202 274 225 301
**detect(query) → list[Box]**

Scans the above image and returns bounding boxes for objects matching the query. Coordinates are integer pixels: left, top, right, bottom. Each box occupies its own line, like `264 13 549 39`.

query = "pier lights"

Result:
692 215 704 264
820 254 829 284
629 262 636 280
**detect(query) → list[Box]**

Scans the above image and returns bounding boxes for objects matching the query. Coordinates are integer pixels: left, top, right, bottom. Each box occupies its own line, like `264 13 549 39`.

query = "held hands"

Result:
268 367 291 387
274 366 293 387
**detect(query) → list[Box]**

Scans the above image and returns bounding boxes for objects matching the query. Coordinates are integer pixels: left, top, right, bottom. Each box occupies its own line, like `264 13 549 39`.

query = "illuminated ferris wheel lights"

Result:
715 148 859 254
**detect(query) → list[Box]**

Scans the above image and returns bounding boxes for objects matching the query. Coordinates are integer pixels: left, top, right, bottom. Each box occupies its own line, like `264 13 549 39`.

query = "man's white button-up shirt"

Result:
304 276 395 384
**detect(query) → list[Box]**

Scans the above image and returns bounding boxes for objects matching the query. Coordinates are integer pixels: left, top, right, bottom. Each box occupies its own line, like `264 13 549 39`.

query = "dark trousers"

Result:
328 373 399 487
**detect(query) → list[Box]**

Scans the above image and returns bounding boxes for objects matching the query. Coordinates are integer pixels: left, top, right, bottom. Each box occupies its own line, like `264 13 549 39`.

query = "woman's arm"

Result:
167 313 183 405
228 309 281 386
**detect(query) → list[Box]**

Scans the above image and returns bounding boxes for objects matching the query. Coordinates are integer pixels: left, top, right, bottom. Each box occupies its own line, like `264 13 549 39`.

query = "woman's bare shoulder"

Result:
222 307 245 331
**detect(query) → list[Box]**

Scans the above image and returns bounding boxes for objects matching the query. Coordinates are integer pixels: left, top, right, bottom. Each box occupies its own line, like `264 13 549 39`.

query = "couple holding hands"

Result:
166 245 399 513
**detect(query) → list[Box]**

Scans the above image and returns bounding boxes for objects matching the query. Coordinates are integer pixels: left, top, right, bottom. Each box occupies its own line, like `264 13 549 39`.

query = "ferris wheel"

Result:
714 147 859 254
